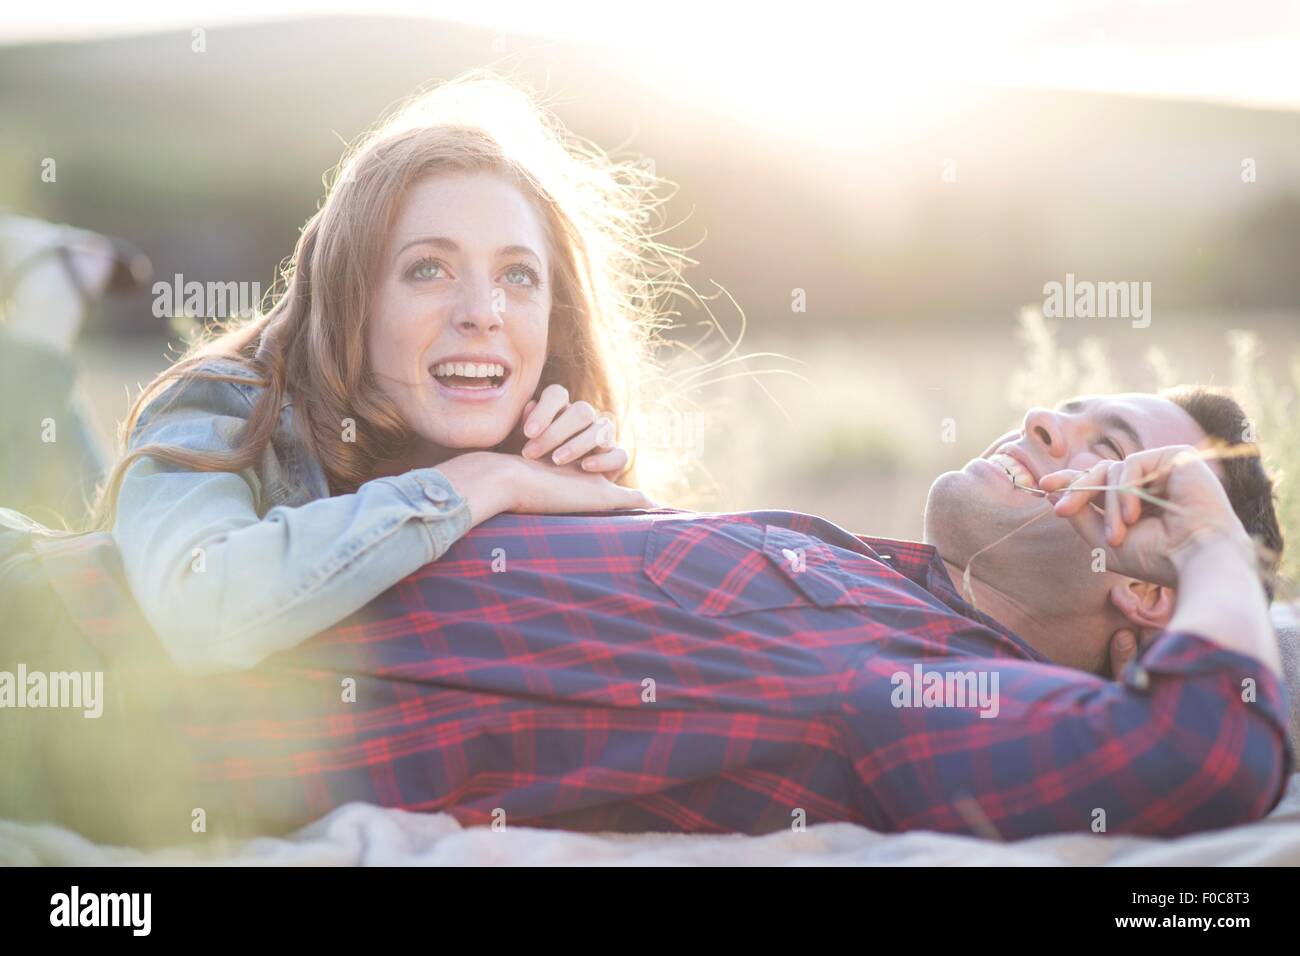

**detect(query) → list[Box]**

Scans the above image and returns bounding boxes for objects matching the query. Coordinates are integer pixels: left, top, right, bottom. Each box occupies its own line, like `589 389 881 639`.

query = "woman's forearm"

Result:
115 460 473 674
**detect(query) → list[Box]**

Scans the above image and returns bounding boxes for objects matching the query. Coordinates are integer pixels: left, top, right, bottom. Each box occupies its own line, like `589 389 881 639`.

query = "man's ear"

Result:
1108 578 1175 635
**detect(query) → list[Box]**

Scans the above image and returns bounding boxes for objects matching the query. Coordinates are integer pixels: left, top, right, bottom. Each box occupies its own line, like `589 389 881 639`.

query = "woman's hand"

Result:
518 384 628 476
1039 444 1252 588
435 451 657 529
509 456 657 514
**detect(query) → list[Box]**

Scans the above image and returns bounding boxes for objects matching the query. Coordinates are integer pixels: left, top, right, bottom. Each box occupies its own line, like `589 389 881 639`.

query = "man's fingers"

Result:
1048 461 1108 517
1104 461 1125 547
1058 493 1109 553
1119 457 1141 526
1038 469 1082 493
1108 628 1138 680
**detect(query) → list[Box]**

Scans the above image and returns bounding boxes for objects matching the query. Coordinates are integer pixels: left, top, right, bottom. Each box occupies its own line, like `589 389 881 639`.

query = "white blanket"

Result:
2 775 1298 867
5 608 1297 866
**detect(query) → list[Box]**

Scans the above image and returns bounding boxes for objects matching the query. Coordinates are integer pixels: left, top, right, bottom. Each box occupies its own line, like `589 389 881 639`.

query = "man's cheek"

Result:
1043 519 1101 569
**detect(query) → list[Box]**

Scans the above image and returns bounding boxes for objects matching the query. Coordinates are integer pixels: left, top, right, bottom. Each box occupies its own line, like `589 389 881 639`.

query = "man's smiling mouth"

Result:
987 452 1039 490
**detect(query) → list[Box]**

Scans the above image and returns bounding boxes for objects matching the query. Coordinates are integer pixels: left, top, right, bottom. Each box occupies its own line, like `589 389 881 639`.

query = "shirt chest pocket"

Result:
643 518 867 616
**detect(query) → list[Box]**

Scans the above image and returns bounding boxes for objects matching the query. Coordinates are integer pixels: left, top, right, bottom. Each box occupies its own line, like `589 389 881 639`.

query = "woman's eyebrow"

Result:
395 236 541 260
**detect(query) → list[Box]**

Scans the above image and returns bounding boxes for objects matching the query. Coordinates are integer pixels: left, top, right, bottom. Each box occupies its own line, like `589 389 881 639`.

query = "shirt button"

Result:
421 482 450 505
1127 664 1151 692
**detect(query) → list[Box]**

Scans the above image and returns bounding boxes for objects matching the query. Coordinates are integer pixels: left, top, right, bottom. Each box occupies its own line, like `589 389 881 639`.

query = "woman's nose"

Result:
455 283 504 334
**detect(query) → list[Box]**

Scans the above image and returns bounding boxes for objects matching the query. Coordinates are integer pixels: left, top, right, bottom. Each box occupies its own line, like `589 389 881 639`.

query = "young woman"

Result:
95 73 680 676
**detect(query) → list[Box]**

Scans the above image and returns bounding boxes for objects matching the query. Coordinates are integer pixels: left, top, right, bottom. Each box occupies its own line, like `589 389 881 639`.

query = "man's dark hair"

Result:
1161 385 1285 601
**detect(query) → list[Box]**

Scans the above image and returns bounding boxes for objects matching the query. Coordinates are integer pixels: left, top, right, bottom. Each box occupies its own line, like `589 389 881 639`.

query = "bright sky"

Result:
5 0 1300 114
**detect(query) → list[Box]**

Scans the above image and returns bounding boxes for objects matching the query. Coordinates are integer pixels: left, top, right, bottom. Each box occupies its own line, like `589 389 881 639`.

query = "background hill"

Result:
2 16 1297 558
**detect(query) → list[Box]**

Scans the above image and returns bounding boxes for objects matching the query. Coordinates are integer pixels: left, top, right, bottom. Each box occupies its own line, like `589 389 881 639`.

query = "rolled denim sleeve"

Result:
112 374 472 675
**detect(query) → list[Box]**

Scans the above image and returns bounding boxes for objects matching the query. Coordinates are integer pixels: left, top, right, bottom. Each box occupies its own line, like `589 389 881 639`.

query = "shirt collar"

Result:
852 533 1052 663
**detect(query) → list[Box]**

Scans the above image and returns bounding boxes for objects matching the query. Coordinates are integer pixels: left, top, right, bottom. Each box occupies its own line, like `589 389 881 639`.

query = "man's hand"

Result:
1045 445 1279 677
1107 627 1165 679
1040 445 1252 588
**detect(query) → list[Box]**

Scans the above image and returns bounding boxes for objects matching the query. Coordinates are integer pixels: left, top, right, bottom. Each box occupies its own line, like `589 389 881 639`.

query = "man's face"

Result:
924 393 1208 667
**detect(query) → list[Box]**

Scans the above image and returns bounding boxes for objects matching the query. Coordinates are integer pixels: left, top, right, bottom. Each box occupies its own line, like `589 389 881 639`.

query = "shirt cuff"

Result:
376 467 473 560
1127 629 1293 770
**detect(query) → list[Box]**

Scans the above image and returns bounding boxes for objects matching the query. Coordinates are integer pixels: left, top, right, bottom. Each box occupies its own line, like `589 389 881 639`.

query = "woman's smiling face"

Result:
368 170 552 461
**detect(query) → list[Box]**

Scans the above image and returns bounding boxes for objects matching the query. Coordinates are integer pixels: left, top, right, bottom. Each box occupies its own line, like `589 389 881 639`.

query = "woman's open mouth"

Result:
429 360 511 403
431 361 508 389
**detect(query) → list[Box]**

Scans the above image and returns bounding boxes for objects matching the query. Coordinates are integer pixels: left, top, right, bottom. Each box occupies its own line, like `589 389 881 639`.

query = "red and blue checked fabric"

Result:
151 509 1293 840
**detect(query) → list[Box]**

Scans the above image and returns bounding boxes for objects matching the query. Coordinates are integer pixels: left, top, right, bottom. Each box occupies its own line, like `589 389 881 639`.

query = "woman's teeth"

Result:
432 362 507 389
988 452 1037 490
434 362 505 378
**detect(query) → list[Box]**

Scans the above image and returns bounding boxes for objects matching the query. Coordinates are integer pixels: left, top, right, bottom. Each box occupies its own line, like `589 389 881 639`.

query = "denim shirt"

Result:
111 358 472 675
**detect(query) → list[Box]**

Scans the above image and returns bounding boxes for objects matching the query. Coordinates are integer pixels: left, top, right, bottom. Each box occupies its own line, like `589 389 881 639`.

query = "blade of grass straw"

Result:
962 440 1270 612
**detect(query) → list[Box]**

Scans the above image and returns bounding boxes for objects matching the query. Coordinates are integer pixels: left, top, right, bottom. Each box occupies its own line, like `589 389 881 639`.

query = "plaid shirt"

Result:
34 508 1296 843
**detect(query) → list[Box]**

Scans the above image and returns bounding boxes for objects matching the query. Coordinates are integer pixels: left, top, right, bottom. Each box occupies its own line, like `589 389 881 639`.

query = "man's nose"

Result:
1022 407 1068 461
454 282 504 334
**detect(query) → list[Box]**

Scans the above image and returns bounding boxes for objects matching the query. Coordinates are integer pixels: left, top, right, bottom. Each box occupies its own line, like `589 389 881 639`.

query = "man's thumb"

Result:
1108 628 1138 680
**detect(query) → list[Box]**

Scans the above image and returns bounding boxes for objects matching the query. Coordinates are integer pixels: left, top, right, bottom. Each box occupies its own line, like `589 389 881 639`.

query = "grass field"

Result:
74 306 1300 593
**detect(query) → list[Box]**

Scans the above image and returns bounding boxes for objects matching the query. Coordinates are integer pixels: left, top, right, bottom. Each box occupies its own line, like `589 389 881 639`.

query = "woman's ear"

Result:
1108 578 1176 633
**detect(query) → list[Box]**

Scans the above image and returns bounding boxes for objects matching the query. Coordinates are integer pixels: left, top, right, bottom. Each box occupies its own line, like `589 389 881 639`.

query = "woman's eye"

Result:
502 264 540 286
1099 437 1125 460
407 258 445 281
